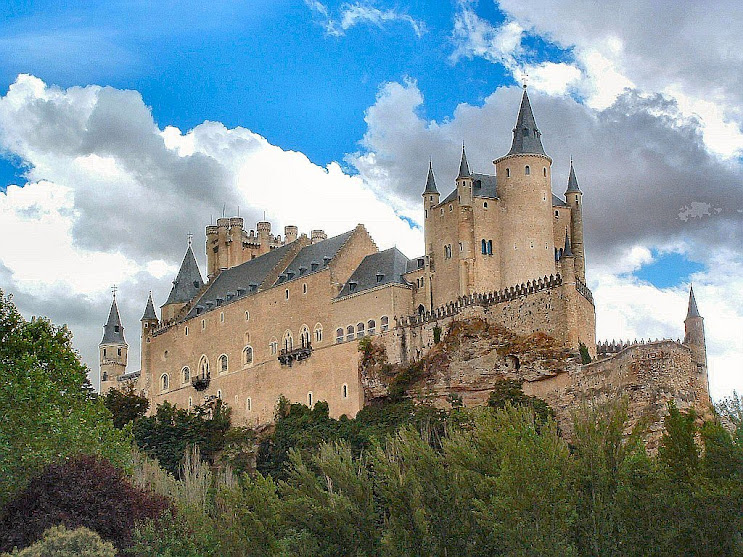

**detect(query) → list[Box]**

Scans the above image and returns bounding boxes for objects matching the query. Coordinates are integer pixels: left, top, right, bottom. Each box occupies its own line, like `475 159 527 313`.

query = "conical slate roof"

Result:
423 160 439 194
686 286 701 319
101 297 126 345
141 292 157 321
508 87 546 156
164 245 203 306
457 145 472 179
563 230 573 257
566 159 581 193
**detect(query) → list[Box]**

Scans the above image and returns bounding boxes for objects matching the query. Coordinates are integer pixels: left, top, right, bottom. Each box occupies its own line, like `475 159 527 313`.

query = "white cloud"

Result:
305 1 426 38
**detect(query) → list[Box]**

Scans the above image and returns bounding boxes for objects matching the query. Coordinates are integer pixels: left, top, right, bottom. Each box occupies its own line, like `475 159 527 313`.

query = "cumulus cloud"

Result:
305 1 426 38
0 75 421 387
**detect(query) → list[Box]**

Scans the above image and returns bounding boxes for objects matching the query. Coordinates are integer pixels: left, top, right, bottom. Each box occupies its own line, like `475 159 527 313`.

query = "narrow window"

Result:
160 374 169 392
220 312 224 323
336 328 344 343
314 324 323 342
201 319 205 330
285 289 289 300
506 168 510 177
217 390 222 400
307 392 313 407
118 348 121 356
185 326 189 336
246 398 252 412
245 311 250 321
346 325 354 342
483 201 488 208
188 397 192 408
368 319 376 335
425 209 428 218
199 356 209 378
270 338 278 355
381 316 389 332
525 165 530 175
449 204 453 212
300 326 310 347
103 348 106 358
182 366 190 384
243 346 253 366
459 242 463 252
543 167 547 177
220 354 228 374
555 210 559 217
284 331 293 352
487 240 493 255
481 239 487 254
303 283 307 294
342 384 348 398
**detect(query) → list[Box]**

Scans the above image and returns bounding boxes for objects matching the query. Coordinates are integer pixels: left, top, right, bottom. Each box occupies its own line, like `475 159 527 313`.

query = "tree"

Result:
1 525 116 557
0 290 131 506
0 455 169 554
658 402 699 482
487 378 555 424
102 383 149 429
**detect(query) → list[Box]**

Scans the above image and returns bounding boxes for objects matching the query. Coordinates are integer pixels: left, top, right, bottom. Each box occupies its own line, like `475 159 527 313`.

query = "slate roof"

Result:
275 230 355 286
686 286 701 319
406 256 426 274
101 298 126 345
141 292 157 321
337 247 411 298
186 242 295 319
566 160 581 193
457 146 472 178
423 161 439 194
438 172 565 207
164 246 204 306
508 87 546 156
552 194 567 207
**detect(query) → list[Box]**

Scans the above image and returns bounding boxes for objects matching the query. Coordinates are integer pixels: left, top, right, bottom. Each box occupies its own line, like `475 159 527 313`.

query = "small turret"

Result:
284 225 298 244
422 160 440 220
683 285 710 406
141 291 158 331
161 243 204 322
565 159 586 282
99 292 128 394
456 145 473 207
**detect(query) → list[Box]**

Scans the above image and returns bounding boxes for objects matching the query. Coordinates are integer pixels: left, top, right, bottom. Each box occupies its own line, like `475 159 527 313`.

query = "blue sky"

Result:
0 0 741 397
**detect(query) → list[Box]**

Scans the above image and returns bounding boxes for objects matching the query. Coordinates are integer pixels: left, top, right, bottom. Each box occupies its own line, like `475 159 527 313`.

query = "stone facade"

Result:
98 87 709 432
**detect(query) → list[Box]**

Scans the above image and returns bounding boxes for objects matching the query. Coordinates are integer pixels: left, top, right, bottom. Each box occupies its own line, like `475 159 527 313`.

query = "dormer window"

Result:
249 283 258 292
323 256 331 265
311 262 319 271
287 271 295 279
114 325 119 332
216 297 223 306
349 281 358 292
376 273 384 283
299 266 307 275
236 288 246 296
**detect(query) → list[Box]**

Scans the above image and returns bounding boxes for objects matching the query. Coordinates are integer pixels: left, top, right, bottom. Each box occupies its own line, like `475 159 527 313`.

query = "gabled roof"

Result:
565 159 581 194
164 246 204 306
686 286 702 319
141 292 157 321
101 297 126 345
423 161 439 195
185 242 295 319
274 230 355 286
337 247 411 298
552 194 567 207
508 87 546 156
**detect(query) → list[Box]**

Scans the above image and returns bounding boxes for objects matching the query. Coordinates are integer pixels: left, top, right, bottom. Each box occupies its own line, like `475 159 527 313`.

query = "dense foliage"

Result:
0 291 131 506
0 525 116 557
0 455 169 554
102 383 149 429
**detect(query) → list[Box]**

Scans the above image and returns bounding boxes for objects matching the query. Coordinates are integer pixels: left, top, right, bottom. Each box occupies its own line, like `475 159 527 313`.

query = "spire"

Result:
457 144 472 179
686 285 701 319
508 86 546 156
563 230 573 257
101 295 126 345
164 245 204 306
565 158 581 194
423 159 439 194
141 291 157 321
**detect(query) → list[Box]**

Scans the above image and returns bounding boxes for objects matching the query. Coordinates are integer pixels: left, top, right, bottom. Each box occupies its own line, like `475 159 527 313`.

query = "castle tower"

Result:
565 159 586 282
422 161 440 309
683 286 711 407
494 86 556 287
161 241 204 322
456 146 476 296
99 293 127 394
140 292 158 396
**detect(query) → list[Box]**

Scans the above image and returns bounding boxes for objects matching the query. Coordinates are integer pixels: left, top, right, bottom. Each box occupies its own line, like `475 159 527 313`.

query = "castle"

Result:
99 87 711 428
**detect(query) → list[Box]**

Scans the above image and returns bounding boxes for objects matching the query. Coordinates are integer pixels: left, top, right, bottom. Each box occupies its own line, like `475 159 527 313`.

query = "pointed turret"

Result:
563 230 573 257
686 285 701 319
423 160 439 195
101 296 126 345
141 292 157 321
565 158 581 194
164 245 203 306
508 86 546 156
457 145 472 179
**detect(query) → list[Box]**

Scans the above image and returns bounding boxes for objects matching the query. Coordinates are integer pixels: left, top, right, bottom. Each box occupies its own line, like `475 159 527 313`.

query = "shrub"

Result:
2 525 116 557
0 455 169 553
102 383 149 429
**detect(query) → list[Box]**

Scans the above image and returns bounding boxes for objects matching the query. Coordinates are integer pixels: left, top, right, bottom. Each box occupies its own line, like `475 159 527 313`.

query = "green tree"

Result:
102 383 149 429
1 525 116 557
658 402 699 482
487 378 555 425
0 290 131 506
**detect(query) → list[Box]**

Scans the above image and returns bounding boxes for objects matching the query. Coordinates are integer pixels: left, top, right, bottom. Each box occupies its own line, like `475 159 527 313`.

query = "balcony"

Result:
278 342 312 367
191 371 211 391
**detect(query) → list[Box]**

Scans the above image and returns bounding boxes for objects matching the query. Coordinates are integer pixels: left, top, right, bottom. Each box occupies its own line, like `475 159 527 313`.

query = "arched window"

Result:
314 323 323 343
300 325 310 348
381 316 389 332
219 354 228 374
481 239 487 254
487 240 493 255
525 165 530 175
336 327 344 343
307 392 313 407
160 373 169 392
346 325 354 342
243 346 253 366
269 337 278 355
342 384 348 398
368 319 376 335
483 201 488 208
182 366 190 384
198 355 209 379
356 322 365 338
283 330 293 352
102 371 108 381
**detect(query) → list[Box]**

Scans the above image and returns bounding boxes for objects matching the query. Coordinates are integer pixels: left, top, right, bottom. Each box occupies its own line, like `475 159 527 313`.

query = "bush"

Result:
102 383 149 429
0 455 169 553
2 525 116 557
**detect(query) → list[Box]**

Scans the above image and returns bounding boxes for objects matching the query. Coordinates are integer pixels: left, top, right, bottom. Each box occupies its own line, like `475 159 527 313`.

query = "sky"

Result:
0 0 741 401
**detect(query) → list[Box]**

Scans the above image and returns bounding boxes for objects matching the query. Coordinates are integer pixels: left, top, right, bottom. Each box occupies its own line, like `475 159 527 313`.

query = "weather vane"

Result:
111 284 118 299
187 232 193 247
522 72 529 89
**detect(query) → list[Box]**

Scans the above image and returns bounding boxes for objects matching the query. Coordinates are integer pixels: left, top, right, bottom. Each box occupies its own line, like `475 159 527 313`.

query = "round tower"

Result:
565 159 586 282
284 225 298 244
683 286 710 407
99 292 128 394
140 291 158 396
422 160 440 246
494 86 556 287
205 224 219 280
